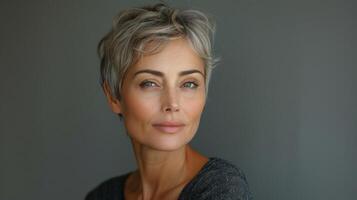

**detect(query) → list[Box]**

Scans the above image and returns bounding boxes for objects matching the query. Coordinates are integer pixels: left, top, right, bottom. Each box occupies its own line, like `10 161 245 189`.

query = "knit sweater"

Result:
85 157 252 200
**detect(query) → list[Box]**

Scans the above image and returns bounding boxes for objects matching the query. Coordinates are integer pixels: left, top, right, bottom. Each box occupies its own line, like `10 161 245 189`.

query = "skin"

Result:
103 38 209 200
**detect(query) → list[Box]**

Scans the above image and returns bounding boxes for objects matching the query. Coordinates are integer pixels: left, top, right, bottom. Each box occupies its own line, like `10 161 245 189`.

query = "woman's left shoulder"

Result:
180 157 253 200
206 157 250 182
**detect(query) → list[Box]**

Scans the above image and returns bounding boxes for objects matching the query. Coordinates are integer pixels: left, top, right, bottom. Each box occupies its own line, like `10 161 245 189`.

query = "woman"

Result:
86 3 252 200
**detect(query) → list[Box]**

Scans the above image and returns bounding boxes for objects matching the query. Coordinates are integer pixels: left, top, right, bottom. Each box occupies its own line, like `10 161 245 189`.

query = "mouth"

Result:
152 122 185 133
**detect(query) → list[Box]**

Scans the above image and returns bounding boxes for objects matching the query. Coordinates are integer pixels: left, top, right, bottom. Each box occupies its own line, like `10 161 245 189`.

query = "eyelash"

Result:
139 81 199 89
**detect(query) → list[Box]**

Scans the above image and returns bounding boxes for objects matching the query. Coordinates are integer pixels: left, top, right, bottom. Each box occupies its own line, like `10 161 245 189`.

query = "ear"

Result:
102 81 122 114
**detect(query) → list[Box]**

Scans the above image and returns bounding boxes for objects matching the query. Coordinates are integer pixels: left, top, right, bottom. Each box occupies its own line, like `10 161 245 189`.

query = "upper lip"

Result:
152 121 185 126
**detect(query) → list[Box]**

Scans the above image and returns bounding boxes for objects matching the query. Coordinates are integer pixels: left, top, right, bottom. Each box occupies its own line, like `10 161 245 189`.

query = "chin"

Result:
132 133 195 152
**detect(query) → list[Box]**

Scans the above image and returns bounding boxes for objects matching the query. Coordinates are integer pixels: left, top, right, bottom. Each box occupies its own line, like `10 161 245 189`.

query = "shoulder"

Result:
180 157 253 200
84 172 130 200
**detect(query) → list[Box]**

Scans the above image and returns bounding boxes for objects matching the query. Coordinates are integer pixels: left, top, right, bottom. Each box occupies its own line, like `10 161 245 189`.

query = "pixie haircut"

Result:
98 3 218 101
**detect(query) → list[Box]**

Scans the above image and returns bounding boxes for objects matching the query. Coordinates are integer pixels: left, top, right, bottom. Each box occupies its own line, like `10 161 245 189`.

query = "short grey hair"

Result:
98 3 218 101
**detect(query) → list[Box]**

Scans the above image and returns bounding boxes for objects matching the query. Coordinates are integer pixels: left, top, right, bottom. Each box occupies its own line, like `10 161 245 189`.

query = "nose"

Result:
161 87 180 113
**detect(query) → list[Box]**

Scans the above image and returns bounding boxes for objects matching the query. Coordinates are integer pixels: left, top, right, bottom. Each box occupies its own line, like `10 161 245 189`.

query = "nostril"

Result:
164 104 180 112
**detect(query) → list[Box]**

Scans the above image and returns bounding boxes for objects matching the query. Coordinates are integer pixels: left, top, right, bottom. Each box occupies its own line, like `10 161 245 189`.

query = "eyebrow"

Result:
133 69 205 78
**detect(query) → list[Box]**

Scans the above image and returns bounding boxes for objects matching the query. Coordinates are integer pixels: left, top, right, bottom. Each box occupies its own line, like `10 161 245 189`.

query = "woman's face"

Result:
116 38 206 151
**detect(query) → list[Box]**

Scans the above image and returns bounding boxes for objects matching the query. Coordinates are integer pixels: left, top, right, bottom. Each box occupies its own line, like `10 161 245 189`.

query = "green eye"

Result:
183 82 198 89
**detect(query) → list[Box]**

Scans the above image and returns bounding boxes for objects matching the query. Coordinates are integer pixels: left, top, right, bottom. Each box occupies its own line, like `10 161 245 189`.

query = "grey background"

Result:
1 0 356 199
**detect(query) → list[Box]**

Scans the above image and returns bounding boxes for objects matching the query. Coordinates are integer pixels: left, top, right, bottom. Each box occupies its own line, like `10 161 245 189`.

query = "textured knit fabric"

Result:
85 157 252 200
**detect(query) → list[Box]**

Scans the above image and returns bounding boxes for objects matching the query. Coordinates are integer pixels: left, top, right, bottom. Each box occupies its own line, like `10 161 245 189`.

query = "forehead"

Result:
130 38 205 74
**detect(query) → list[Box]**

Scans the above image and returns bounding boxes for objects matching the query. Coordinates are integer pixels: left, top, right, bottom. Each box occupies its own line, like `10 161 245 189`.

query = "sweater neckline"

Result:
178 157 218 199
120 157 218 199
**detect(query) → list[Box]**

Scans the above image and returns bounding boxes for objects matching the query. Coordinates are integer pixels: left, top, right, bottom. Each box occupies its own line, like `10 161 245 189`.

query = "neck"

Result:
129 140 194 199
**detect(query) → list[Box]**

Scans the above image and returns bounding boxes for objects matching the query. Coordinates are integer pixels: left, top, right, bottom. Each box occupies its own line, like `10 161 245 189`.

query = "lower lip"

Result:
153 125 185 133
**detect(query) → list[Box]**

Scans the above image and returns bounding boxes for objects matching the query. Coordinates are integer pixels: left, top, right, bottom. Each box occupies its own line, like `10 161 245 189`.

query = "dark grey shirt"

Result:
85 157 252 200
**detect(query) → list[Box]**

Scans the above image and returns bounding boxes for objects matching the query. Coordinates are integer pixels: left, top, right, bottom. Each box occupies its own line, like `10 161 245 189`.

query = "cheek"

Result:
184 94 206 120
124 95 158 120
183 98 205 138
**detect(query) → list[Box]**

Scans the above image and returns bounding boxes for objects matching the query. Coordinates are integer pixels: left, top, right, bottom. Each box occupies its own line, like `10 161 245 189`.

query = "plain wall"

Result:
1 0 356 199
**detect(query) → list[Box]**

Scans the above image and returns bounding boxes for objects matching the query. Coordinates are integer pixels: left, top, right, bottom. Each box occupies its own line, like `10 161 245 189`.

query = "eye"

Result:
182 81 199 89
139 80 159 88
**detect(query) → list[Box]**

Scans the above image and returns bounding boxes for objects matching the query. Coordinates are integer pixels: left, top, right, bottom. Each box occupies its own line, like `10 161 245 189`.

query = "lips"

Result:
152 122 185 133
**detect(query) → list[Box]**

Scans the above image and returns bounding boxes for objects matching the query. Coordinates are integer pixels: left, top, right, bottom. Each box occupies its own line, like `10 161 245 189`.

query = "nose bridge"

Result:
161 84 180 112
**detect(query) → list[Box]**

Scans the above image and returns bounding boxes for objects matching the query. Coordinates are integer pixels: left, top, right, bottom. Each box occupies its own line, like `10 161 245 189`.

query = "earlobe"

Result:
102 81 122 114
